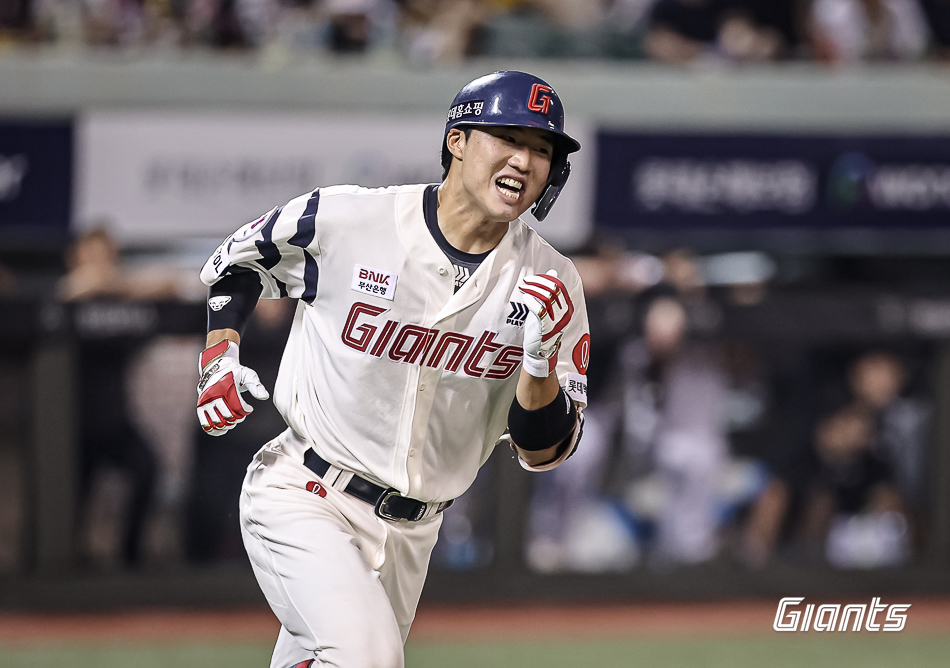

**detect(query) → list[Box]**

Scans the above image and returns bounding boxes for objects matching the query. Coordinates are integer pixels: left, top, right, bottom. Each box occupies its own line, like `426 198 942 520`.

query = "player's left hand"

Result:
196 340 270 436
517 269 574 378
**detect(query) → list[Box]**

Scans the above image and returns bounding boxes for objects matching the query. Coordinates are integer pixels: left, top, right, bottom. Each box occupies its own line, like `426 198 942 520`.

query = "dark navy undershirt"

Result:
423 185 490 292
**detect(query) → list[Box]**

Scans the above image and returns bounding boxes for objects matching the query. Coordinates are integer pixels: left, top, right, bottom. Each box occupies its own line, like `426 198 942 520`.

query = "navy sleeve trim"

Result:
254 205 284 270
289 190 319 248
289 190 320 304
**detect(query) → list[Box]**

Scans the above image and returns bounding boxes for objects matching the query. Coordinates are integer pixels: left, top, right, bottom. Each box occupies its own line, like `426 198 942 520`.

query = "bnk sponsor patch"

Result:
351 264 397 301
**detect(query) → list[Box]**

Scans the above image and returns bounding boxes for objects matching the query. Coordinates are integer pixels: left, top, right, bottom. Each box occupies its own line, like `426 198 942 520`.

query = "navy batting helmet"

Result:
442 71 580 221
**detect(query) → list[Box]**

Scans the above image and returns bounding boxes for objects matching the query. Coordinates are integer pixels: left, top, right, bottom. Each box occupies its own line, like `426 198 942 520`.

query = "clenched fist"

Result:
517 270 574 378
197 340 270 436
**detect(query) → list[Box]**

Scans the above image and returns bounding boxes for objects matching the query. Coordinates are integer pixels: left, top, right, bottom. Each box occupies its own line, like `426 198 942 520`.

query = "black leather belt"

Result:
303 450 453 522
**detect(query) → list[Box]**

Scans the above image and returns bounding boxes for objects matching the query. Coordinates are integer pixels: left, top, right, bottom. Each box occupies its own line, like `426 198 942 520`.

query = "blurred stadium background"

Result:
4 0 950 666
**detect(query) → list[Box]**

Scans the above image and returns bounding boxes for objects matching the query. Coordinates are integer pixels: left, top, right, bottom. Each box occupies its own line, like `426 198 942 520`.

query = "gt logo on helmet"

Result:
527 84 553 114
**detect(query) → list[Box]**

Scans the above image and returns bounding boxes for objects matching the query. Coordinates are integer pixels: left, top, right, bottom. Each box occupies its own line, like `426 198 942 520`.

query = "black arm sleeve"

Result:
206 268 263 338
507 387 578 452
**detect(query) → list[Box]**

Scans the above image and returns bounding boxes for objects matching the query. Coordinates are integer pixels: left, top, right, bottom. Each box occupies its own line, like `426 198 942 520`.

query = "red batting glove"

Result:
196 340 269 436
517 270 574 378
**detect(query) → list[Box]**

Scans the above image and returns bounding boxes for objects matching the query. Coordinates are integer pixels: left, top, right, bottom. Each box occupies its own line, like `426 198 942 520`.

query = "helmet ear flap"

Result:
531 158 570 222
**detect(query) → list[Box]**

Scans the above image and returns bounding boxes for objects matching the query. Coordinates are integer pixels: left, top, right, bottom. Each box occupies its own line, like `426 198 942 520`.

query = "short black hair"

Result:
441 127 474 180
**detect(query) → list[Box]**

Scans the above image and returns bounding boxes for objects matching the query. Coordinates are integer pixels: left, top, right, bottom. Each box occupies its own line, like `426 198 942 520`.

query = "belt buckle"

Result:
375 489 406 522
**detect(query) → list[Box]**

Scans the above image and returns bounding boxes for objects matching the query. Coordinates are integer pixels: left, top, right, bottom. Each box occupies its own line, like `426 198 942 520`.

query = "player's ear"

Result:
445 128 466 162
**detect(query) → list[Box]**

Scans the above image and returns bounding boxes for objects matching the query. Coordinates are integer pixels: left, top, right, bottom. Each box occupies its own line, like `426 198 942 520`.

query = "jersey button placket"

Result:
438 266 447 276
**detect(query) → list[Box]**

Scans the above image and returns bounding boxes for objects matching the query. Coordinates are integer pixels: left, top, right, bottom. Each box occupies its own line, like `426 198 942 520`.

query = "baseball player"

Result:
196 70 590 668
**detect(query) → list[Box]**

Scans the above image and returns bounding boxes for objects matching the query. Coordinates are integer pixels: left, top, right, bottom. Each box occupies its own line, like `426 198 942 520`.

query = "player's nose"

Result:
507 143 531 172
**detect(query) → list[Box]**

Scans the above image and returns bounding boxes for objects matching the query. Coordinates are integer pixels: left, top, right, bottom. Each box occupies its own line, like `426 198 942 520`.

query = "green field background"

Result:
2 635 948 668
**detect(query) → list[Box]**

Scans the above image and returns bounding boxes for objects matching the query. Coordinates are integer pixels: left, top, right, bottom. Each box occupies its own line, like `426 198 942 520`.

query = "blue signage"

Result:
596 133 950 231
0 119 73 232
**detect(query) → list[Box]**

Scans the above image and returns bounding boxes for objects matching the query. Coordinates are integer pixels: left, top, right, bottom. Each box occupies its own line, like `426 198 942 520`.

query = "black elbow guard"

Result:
507 387 577 452
207 268 263 337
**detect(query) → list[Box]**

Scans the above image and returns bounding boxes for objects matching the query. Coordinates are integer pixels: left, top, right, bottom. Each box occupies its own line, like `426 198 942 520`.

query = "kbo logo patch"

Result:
351 264 397 302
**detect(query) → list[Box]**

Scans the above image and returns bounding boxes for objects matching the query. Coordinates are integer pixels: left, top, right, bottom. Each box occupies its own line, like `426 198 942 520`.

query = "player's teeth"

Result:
498 178 522 191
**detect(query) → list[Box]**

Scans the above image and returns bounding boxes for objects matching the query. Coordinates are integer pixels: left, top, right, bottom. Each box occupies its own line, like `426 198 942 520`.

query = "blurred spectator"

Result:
58 228 202 567
267 0 323 51
32 0 85 45
849 351 929 521
800 404 910 567
399 0 485 63
12 0 950 62
531 0 603 29
324 0 397 53
479 0 647 60
920 0 950 58
58 227 181 301
529 0 607 58
644 0 807 63
600 0 659 57
718 0 806 61
327 0 372 52
30 0 180 49
186 0 264 49
233 0 280 48
59 229 167 566
82 0 146 46
607 0 659 28
736 343 819 569
624 294 731 565
0 0 32 40
739 349 921 569
809 0 930 63
644 0 725 62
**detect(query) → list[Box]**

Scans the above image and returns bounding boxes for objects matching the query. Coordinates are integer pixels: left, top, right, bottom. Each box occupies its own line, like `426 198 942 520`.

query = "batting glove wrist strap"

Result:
196 340 269 437
518 270 574 378
521 348 555 378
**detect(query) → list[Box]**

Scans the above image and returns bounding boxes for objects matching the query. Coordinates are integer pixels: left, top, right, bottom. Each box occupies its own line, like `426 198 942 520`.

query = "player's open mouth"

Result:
496 177 523 201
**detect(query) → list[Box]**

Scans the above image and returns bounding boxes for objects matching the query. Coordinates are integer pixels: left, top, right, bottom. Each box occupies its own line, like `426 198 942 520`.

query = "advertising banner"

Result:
0 119 72 233
596 132 950 232
77 112 592 249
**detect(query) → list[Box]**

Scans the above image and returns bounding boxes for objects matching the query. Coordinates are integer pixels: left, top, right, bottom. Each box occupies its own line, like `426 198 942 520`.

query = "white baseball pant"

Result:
240 429 442 668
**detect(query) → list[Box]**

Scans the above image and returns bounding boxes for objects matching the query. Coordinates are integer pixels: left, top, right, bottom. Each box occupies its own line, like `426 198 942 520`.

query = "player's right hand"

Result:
517 269 574 378
196 340 269 436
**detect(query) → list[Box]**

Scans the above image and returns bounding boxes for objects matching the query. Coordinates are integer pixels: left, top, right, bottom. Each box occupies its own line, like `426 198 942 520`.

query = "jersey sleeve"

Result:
199 189 321 302
554 263 590 410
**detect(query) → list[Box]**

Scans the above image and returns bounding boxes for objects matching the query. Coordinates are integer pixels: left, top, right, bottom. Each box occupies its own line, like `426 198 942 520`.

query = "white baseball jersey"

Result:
201 183 590 503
